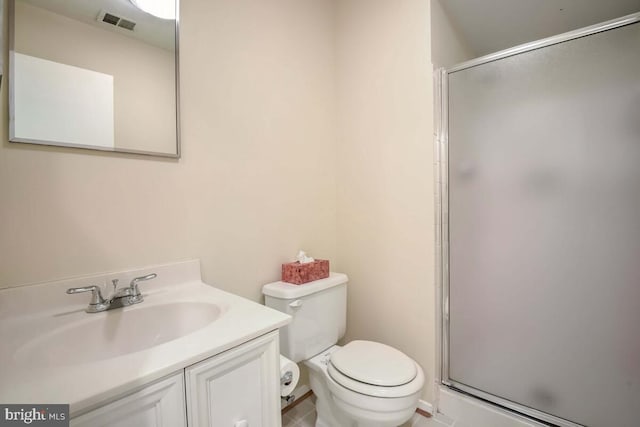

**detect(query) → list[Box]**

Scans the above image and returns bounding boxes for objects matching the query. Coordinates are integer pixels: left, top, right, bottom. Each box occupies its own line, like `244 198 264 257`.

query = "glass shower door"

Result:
443 16 640 427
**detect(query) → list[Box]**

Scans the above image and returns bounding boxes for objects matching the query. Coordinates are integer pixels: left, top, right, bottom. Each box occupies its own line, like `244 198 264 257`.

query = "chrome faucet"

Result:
66 285 109 313
66 273 157 313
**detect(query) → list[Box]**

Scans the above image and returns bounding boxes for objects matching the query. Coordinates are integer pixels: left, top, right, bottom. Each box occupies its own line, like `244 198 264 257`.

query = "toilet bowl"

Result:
306 343 424 427
262 273 425 427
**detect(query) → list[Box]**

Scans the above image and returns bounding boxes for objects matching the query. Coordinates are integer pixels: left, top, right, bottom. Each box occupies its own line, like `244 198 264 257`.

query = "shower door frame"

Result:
434 12 640 427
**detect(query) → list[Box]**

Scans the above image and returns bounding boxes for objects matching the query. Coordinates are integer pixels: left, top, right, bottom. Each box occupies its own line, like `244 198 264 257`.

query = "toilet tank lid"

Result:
262 272 348 299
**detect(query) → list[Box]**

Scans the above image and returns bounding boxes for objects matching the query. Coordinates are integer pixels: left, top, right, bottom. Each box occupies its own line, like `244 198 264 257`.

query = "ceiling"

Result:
441 0 640 57
19 0 175 51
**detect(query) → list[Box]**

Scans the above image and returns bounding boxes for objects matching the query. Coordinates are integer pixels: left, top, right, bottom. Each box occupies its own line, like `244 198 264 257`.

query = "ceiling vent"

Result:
97 10 137 32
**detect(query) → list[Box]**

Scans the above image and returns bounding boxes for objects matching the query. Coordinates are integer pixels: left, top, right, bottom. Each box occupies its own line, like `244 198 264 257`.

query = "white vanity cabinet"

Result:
70 331 281 427
71 373 187 427
185 331 281 427
1 261 291 427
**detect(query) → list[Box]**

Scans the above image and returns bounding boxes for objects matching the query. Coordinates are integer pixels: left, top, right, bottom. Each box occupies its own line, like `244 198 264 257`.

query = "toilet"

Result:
263 273 424 427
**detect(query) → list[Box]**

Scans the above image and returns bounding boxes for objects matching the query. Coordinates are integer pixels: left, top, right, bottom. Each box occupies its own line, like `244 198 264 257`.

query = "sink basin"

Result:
15 302 223 366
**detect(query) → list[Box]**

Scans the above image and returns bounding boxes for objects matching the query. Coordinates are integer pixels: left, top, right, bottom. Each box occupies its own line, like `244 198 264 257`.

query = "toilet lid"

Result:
327 361 424 398
329 340 417 386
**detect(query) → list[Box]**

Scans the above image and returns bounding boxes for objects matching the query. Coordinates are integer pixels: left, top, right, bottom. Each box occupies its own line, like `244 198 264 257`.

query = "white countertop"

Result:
0 260 291 416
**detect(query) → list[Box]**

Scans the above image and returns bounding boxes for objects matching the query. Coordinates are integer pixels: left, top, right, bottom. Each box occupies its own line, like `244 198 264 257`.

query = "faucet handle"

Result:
129 273 157 299
66 285 108 312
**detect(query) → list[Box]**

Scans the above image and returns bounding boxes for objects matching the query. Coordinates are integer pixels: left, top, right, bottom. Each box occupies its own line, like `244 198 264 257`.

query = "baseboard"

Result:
416 399 434 417
416 400 456 426
282 387 436 422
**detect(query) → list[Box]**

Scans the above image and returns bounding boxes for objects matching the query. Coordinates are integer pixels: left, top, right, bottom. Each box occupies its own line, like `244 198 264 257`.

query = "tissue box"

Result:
282 260 329 284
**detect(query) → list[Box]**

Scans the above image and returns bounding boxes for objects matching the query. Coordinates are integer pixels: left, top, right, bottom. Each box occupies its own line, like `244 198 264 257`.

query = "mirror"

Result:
8 0 180 158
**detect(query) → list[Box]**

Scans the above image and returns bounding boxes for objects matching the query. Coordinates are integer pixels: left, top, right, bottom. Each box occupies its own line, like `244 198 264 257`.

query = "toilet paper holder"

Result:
281 394 295 405
279 355 300 397
281 371 293 387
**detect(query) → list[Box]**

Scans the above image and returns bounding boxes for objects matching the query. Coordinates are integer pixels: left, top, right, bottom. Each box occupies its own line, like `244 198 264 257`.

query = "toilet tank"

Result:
263 273 347 363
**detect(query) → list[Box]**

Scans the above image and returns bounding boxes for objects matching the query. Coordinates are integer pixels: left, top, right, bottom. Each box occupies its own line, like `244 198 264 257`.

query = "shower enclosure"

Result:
436 13 640 427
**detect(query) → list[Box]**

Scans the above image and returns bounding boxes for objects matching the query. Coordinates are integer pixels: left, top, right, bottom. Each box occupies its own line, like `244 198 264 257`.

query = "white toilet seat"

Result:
328 361 424 398
327 340 425 398
330 340 417 386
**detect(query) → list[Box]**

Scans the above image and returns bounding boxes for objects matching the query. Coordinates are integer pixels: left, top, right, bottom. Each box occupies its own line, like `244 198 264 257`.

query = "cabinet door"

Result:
186 331 281 427
71 372 186 427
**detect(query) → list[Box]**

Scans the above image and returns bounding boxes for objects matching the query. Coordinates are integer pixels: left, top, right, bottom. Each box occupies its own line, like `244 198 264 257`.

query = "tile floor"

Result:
281 394 450 427
282 395 317 427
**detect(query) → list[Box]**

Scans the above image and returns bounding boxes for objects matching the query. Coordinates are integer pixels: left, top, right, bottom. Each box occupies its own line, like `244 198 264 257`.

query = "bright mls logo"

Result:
0 405 68 426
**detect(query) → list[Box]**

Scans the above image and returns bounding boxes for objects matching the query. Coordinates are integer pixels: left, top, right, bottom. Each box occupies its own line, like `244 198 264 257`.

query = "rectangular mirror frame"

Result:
7 0 181 158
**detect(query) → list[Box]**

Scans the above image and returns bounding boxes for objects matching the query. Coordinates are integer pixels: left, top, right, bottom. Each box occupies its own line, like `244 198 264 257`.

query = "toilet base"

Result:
307 352 354 427
304 347 419 427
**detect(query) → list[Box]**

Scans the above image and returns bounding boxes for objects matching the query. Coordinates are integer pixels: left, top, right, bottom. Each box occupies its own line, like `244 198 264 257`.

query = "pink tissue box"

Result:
282 259 329 285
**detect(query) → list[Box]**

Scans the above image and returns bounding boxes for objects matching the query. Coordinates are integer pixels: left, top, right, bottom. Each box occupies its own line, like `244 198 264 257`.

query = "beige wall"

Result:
1 0 337 303
3 0 442 404
14 1 176 154
334 0 436 402
431 0 475 69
